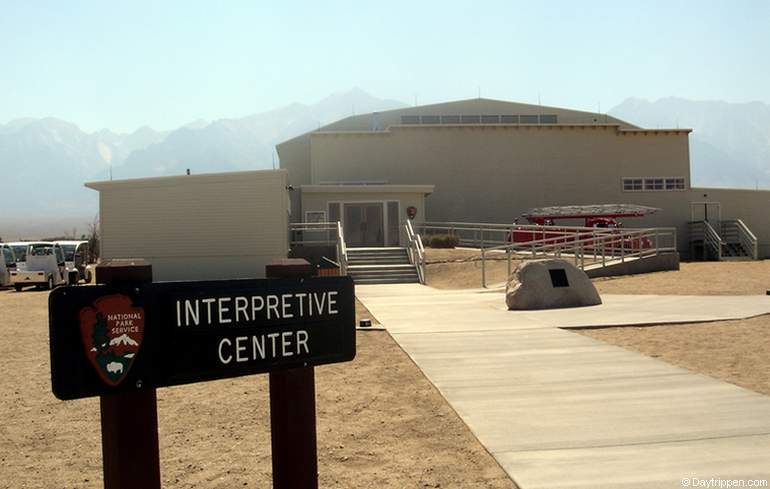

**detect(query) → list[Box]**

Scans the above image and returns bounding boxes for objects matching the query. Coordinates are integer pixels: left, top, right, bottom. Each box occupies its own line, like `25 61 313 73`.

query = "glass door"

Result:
344 203 384 247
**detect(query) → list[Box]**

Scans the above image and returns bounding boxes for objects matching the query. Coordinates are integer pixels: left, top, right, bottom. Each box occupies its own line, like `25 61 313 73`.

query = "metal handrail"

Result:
404 219 426 284
336 221 348 275
288 221 349 275
480 226 675 288
411 220 676 288
725 219 758 260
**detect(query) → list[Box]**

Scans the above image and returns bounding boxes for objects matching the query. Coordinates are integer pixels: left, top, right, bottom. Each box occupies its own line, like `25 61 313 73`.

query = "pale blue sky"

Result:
2 0 768 132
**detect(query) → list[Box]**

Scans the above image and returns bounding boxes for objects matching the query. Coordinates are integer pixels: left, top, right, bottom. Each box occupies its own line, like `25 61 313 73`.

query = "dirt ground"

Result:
579 316 770 396
0 289 516 489
424 248 520 289
593 260 770 296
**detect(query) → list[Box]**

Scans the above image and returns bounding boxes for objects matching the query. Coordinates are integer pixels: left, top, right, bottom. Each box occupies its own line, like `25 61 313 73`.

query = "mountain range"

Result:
1 89 769 238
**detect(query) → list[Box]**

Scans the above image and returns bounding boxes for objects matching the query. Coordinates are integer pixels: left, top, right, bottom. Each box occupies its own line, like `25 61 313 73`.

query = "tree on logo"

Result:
92 312 110 355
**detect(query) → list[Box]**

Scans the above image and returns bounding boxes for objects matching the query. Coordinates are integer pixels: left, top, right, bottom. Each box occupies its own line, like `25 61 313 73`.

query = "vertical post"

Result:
96 260 160 489
481 247 486 288
507 248 512 277
266 258 318 489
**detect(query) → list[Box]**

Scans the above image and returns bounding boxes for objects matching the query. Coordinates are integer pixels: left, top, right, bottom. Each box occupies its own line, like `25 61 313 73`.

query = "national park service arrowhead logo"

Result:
79 295 144 386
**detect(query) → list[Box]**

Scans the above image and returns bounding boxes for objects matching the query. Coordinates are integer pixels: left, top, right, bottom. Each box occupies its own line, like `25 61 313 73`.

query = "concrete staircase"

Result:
347 247 420 284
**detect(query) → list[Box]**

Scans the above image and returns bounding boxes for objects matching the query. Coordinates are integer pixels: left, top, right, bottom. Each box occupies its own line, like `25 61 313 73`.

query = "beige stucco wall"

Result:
275 98 635 220
87 170 289 281
310 125 691 223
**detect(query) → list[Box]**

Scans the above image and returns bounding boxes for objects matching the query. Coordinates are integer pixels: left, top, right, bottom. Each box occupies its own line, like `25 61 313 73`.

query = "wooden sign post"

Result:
96 260 161 489
48 259 355 488
266 259 318 489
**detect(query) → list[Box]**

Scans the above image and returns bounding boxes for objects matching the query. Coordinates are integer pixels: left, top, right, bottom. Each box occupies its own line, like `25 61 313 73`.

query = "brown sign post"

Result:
266 258 319 489
49 257 354 488
96 260 161 489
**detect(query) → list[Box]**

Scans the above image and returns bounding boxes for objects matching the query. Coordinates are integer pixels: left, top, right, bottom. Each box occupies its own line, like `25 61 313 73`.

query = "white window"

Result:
623 176 685 192
644 178 664 191
665 177 685 190
622 178 643 191
305 211 326 223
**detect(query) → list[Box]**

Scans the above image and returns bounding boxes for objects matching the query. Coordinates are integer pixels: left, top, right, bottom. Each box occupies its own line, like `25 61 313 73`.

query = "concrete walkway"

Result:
357 285 770 489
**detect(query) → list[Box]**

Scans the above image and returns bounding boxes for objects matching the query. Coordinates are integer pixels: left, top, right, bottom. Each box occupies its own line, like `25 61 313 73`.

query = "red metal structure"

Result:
508 204 660 250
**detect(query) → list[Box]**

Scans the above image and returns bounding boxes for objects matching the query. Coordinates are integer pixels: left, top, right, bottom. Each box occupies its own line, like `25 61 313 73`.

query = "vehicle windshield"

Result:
3 247 15 266
61 244 76 261
12 245 27 261
29 244 54 257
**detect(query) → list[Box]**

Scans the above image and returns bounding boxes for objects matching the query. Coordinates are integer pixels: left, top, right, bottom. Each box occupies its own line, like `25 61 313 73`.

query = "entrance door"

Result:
344 203 384 247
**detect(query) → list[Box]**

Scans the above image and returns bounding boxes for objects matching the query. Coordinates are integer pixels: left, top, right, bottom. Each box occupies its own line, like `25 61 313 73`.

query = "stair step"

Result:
352 277 421 284
349 270 419 277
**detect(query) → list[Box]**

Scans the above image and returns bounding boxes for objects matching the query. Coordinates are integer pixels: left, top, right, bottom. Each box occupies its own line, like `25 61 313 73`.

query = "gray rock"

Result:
506 259 602 310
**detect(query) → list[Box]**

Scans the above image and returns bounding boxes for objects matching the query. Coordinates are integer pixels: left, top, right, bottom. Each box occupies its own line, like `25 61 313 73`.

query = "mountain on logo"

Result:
79 295 145 387
109 334 138 347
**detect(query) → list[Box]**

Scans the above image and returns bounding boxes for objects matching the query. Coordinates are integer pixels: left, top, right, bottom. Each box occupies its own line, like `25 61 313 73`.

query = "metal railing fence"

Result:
288 222 348 275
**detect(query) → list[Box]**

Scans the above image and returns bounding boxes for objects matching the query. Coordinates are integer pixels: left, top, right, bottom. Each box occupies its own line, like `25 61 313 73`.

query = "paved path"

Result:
357 285 770 489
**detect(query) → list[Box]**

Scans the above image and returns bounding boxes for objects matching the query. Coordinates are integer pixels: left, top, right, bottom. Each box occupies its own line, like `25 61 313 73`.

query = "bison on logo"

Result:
79 294 144 386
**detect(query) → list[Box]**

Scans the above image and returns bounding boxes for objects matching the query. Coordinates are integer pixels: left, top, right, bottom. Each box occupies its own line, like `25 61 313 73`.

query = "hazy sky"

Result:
2 0 768 133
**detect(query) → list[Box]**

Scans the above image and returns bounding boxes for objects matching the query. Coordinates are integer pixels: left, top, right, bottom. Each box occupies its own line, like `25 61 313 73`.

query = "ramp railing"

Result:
413 221 677 287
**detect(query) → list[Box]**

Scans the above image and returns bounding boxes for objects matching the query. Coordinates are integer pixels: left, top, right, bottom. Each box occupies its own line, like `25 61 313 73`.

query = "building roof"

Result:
277 97 682 149
85 169 287 191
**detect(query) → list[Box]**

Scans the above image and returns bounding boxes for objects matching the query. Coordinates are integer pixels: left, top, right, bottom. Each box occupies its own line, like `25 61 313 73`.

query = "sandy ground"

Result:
424 248 520 289
0 289 516 489
594 260 770 296
579 316 770 396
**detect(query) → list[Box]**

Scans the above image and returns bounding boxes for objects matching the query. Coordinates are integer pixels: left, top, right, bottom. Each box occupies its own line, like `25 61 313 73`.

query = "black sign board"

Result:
49 276 355 400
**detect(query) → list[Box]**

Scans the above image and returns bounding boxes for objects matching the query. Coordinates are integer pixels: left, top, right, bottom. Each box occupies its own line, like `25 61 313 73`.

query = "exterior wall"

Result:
301 189 428 246
278 134 311 220
90 170 289 281
690 187 770 258
275 98 634 219
309 125 692 230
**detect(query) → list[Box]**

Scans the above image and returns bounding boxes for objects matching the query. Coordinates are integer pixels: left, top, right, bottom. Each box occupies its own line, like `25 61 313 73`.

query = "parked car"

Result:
0 244 17 287
8 241 30 271
9 242 67 291
55 240 91 285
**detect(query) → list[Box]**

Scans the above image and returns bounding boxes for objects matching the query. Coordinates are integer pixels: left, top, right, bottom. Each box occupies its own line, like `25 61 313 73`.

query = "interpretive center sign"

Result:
49 276 355 400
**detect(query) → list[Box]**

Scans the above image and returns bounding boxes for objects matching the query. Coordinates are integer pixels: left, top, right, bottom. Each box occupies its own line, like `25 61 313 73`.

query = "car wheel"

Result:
14 284 23 292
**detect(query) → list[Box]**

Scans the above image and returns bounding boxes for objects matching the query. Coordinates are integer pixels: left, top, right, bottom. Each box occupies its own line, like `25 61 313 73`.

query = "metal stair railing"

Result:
722 219 758 260
703 220 723 260
404 219 426 284
288 221 348 275
336 221 348 276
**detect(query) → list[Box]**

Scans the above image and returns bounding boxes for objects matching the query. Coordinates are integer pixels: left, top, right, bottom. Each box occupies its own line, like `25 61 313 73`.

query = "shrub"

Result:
425 234 459 248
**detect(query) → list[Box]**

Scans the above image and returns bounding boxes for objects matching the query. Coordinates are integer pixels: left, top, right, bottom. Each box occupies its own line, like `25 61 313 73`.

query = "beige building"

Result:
278 98 770 257
86 170 289 281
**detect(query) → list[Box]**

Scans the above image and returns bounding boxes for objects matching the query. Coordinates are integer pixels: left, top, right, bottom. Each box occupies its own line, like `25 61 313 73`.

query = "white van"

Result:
1 244 16 287
55 240 91 284
8 242 30 271
10 242 67 291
